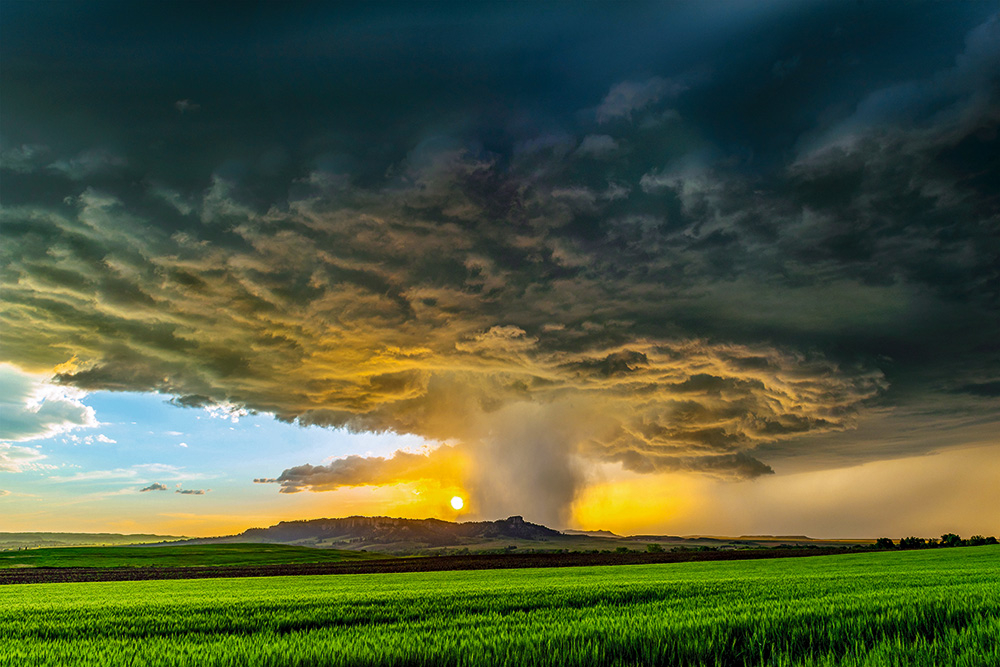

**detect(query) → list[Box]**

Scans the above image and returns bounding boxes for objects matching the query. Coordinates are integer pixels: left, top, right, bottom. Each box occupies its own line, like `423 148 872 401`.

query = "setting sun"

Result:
451 496 464 510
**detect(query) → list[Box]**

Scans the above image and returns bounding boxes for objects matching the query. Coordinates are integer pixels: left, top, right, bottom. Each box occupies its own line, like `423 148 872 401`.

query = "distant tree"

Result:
646 543 664 553
615 546 630 554
988 536 999 545
875 537 895 550
940 533 964 548
899 536 926 549
968 535 989 546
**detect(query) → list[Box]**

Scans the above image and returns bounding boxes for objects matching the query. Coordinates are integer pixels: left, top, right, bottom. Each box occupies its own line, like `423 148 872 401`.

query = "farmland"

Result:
0 543 386 570
2 546 997 666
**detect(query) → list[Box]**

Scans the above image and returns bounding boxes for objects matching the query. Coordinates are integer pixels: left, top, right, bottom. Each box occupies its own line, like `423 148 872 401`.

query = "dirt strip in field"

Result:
0 547 870 585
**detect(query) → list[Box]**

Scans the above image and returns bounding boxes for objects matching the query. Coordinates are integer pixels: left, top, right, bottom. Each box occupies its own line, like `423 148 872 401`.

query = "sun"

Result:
450 496 464 510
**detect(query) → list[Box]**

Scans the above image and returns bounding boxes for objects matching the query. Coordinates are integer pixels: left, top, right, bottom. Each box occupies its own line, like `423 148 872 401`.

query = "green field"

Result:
0 533 187 550
2 547 997 666
0 543 386 569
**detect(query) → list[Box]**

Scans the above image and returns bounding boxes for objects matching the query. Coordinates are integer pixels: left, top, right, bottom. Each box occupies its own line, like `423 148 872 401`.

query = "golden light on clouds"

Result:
574 442 1000 538
572 467 700 536
4 6 999 539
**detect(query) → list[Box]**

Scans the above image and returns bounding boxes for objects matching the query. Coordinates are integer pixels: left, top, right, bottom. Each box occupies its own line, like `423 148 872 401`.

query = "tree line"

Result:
874 533 998 550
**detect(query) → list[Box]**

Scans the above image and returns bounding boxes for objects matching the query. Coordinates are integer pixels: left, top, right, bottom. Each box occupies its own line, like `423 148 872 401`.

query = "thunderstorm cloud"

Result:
1 4 998 525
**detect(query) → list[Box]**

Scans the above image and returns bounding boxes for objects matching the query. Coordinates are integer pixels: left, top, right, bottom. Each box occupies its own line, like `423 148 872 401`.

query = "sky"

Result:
1 1 998 538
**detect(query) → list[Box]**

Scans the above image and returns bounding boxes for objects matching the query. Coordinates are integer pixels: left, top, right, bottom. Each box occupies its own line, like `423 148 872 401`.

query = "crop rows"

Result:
2 546 997 666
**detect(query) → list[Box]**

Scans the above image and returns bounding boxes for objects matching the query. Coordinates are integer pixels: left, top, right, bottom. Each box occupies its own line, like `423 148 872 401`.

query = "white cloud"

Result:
0 364 98 443
0 443 51 472
204 403 249 423
68 433 117 445
49 463 206 484
179 442 188 448
48 468 139 483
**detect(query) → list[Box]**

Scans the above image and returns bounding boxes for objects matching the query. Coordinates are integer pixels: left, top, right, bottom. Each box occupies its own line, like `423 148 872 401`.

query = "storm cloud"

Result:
1 4 997 524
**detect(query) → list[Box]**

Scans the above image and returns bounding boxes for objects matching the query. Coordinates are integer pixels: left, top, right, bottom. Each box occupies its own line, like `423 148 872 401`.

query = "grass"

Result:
1 546 997 666
0 543 387 569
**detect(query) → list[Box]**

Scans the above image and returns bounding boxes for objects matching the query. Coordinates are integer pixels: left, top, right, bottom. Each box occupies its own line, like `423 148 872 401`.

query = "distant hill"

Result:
739 535 813 540
184 517 876 553
5 522 875 556
0 532 188 550
223 515 561 549
562 529 622 538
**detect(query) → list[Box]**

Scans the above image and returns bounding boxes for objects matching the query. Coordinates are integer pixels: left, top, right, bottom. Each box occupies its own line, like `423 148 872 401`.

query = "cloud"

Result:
259 445 465 494
0 443 49 473
50 463 201 483
575 134 619 157
955 381 1000 397
776 16 1000 314
0 141 891 524
0 143 51 173
205 404 250 423
3 10 997 528
798 13 1000 160
0 364 98 443
140 482 168 492
596 76 687 123
771 54 800 80
175 488 207 495
0 489 9 496
47 149 127 180
174 99 201 113
67 433 116 445
257 338 882 525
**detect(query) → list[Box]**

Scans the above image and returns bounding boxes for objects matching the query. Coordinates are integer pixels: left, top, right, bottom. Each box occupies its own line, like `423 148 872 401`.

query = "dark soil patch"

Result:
0 547 870 585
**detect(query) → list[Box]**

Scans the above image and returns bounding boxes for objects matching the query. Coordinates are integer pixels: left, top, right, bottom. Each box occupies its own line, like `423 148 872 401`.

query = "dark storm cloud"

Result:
174 100 200 114
955 381 1000 398
2 3 998 521
595 76 688 123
